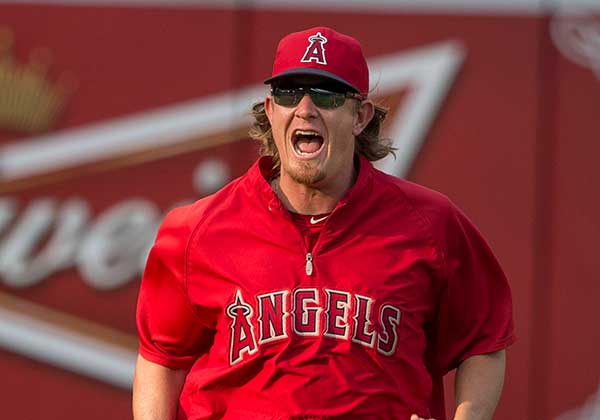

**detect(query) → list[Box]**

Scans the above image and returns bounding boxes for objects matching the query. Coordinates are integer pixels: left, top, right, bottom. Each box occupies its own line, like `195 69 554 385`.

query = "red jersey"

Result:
136 156 515 420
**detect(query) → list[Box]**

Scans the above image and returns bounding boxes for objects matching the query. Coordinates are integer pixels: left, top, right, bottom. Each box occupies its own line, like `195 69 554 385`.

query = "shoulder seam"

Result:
383 177 447 279
182 179 243 325
180 201 215 327
177 195 225 327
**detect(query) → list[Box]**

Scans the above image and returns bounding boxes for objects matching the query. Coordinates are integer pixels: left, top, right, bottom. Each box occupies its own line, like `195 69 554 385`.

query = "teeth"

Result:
295 130 320 137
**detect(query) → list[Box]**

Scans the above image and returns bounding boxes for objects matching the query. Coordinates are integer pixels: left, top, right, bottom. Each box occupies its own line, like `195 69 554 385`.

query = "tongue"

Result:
296 138 322 154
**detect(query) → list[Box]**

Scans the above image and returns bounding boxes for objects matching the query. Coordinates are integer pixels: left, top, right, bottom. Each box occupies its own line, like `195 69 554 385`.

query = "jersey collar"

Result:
249 154 375 216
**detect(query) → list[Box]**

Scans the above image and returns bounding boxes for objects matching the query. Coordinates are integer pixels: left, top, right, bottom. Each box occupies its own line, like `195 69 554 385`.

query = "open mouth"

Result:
292 130 325 157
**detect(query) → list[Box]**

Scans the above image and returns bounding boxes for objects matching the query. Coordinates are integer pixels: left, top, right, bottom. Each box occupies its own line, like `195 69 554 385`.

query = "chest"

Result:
185 219 439 365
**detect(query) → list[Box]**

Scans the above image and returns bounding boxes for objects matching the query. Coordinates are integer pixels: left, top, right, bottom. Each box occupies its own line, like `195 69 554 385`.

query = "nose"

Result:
294 93 318 119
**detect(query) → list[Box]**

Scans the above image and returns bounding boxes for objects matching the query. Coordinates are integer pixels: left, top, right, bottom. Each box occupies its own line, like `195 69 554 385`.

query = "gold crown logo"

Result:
0 26 75 133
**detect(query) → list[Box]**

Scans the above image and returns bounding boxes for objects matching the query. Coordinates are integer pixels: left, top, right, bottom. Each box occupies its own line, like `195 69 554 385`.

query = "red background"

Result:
0 4 598 420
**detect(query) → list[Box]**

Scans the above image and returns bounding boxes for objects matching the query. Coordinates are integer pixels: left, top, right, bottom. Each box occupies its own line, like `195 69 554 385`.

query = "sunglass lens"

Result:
309 89 345 109
272 87 347 109
273 89 301 107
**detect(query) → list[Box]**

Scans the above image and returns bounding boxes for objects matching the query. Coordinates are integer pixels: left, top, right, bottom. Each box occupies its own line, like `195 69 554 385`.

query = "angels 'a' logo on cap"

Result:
301 31 328 65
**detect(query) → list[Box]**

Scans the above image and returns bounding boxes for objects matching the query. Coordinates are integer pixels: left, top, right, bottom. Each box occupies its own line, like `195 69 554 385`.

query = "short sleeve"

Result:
136 205 214 370
432 204 515 374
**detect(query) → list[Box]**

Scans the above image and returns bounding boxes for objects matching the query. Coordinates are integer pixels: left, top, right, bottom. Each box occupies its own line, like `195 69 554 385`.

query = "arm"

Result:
411 350 506 420
452 349 506 420
132 354 188 420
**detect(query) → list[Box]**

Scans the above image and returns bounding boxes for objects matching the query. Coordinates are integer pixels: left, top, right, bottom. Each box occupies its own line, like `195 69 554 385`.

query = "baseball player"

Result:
133 27 515 420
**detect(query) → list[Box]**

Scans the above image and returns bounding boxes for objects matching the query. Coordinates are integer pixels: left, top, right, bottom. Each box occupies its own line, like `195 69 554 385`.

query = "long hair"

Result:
248 100 395 172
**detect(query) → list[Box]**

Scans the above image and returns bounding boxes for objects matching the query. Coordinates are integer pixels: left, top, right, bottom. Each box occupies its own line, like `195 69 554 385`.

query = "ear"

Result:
264 95 274 125
352 100 375 137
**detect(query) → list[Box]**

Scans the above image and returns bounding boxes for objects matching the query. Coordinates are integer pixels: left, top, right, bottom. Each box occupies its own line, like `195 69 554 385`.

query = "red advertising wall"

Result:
0 3 598 419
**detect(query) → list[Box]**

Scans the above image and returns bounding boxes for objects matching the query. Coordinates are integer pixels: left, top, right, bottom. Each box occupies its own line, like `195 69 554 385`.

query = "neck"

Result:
272 166 357 215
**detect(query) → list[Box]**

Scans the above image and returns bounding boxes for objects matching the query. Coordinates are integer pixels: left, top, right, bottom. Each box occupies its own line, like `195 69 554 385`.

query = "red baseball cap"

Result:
264 26 369 96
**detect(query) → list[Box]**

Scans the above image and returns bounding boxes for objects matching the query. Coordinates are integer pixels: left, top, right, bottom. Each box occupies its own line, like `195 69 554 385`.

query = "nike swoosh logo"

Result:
310 215 328 224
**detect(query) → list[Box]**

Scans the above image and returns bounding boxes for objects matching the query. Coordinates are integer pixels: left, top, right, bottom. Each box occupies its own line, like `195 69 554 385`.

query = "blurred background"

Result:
0 0 599 419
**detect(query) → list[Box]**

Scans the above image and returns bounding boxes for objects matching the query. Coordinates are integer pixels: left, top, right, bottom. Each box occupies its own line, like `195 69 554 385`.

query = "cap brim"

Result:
264 68 359 93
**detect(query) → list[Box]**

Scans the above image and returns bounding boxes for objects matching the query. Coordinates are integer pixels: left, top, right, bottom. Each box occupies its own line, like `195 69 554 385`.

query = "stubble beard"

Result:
286 160 326 186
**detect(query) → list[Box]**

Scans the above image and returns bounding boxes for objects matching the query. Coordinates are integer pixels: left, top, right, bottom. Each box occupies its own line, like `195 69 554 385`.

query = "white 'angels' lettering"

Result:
227 288 402 365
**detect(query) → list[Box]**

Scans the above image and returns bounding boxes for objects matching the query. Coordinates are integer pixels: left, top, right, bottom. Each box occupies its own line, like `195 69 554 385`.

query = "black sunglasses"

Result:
271 87 365 109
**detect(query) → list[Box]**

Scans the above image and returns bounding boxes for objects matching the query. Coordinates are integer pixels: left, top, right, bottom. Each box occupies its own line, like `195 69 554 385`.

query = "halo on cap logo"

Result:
301 32 328 65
